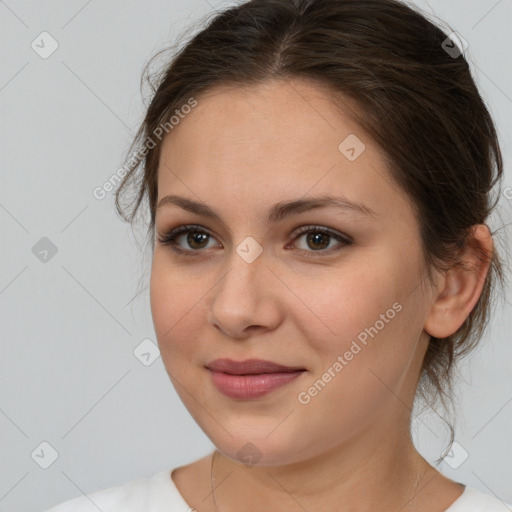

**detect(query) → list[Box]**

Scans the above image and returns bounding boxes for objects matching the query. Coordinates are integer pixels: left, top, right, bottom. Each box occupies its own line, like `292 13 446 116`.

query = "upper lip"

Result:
205 358 305 375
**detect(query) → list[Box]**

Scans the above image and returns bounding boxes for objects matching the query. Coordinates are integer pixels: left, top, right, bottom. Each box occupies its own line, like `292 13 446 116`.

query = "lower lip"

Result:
209 370 305 399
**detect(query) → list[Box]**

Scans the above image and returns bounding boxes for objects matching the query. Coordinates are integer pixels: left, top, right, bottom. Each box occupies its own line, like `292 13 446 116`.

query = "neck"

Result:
210 424 434 512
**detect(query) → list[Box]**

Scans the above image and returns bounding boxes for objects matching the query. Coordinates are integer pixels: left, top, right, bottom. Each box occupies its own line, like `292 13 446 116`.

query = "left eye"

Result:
289 226 351 252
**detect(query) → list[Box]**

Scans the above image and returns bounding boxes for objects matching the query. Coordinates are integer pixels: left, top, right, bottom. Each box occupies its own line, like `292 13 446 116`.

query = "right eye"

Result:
157 224 222 254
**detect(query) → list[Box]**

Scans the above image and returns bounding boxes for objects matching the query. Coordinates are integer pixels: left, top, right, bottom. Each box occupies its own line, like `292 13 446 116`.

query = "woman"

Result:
46 0 510 510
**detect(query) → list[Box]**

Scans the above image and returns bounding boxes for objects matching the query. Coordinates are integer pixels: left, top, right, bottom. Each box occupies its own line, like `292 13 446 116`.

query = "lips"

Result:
205 359 306 399
205 358 305 375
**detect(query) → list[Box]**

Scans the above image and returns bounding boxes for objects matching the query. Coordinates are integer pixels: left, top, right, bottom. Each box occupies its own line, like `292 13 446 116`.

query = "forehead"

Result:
156 77 409 220
161 77 368 161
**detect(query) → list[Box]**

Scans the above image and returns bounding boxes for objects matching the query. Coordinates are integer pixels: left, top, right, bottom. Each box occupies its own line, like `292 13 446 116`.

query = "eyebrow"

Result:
156 194 378 224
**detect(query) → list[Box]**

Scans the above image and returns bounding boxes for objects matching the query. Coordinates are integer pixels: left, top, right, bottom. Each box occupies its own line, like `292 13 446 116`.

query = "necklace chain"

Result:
210 449 427 512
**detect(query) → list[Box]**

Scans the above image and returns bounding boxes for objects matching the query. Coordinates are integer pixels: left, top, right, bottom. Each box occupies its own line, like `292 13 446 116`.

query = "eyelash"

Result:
156 224 352 259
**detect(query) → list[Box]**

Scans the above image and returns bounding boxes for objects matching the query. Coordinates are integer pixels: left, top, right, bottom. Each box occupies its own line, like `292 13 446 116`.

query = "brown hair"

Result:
115 0 506 460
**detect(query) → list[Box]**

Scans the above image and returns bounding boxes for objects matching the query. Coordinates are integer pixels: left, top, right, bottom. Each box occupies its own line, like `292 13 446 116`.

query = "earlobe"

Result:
424 224 493 339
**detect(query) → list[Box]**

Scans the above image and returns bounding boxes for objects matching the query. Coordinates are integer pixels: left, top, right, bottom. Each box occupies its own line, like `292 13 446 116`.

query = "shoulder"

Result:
449 486 512 511
43 473 153 512
43 469 180 512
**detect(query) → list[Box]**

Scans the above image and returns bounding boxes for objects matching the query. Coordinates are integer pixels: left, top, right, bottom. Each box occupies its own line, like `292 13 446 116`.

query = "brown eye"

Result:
157 225 221 253
185 231 209 249
291 226 352 255
304 231 331 250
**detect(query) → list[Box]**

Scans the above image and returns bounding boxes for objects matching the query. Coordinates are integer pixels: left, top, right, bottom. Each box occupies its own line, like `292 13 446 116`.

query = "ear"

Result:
424 224 493 339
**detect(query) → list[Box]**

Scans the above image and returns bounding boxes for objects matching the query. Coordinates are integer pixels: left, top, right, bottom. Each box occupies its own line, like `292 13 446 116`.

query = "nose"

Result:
207 246 283 339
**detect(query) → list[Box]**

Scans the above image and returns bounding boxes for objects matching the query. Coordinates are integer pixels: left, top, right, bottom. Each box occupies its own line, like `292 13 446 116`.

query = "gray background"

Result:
0 1 511 510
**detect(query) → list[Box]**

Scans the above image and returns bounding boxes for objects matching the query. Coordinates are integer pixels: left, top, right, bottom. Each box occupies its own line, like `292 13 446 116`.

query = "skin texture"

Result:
150 77 492 512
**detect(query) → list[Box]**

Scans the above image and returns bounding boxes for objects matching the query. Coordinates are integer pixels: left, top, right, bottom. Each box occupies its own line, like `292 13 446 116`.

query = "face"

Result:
150 77 435 466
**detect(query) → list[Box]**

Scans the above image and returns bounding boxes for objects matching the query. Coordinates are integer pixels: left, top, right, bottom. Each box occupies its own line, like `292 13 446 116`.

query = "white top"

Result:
44 468 511 512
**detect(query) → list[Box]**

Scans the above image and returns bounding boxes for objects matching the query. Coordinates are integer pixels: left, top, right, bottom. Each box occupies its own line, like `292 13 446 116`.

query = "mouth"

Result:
205 358 306 399
205 358 306 375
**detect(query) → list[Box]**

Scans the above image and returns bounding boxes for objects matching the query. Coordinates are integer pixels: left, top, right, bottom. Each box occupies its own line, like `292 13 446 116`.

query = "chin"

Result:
212 434 316 468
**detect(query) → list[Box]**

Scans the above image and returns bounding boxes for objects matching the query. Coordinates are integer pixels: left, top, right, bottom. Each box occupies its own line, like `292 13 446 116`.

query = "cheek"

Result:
290 258 421 406
289 258 405 354
149 255 204 360
294 311 417 449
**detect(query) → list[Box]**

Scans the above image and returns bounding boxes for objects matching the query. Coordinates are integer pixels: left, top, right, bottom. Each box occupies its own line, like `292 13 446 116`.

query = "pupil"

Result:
188 232 208 249
307 232 329 250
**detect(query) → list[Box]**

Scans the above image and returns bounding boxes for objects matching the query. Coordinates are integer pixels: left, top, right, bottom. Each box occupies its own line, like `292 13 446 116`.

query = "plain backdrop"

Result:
0 1 511 510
